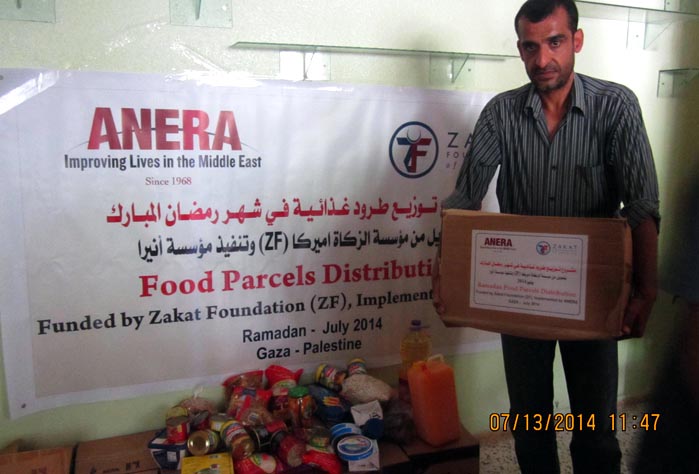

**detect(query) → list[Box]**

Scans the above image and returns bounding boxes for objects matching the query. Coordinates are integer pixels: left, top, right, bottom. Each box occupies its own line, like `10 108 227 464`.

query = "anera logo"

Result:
389 121 438 178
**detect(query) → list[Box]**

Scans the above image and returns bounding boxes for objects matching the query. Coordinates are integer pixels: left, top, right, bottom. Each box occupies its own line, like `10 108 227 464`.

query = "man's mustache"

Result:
533 65 559 74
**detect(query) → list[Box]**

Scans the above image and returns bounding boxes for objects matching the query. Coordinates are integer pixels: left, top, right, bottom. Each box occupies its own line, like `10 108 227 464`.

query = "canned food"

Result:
190 410 211 431
288 386 315 429
265 419 288 435
330 422 362 439
165 405 189 421
187 429 220 456
347 357 367 376
166 415 190 443
269 390 291 421
336 434 374 462
246 419 288 452
233 452 278 474
272 432 306 467
307 426 332 449
315 364 347 391
210 413 232 432
246 424 273 452
220 420 255 460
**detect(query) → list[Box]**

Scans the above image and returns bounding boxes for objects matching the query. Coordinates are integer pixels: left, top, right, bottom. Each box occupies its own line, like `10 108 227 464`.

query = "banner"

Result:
0 69 498 418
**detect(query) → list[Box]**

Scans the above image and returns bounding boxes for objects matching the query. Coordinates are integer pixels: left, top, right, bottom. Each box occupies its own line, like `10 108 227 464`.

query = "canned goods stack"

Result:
209 413 233 432
246 419 286 452
187 429 220 456
165 405 190 444
288 385 315 430
165 414 190 444
315 363 347 391
346 357 368 376
148 358 405 474
220 419 255 460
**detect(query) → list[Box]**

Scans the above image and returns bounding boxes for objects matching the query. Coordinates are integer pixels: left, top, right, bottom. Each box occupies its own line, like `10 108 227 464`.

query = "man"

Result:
432 1 660 473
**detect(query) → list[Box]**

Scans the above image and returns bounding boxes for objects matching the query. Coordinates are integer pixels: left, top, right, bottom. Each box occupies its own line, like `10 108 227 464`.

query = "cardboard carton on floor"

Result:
75 430 160 474
181 452 233 474
400 425 479 474
0 439 22 454
148 428 188 471
0 446 74 474
439 210 632 340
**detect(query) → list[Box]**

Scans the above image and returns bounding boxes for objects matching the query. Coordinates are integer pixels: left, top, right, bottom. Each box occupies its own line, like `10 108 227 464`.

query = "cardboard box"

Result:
439 210 632 340
75 430 160 474
0 439 22 454
148 429 188 471
0 446 74 474
400 425 479 474
181 452 233 474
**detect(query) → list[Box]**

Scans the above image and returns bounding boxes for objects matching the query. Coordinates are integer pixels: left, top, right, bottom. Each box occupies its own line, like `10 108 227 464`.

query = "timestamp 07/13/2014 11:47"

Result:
489 412 661 432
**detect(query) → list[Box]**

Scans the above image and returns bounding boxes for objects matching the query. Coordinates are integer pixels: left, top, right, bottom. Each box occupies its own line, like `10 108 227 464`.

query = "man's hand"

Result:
621 291 656 338
620 217 658 338
432 253 446 315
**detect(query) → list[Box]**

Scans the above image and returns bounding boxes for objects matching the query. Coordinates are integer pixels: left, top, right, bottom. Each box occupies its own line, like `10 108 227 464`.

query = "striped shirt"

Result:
443 73 660 229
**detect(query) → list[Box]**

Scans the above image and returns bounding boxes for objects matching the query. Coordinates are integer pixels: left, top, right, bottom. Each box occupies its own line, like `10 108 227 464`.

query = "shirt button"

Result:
549 196 555 201
551 165 558 171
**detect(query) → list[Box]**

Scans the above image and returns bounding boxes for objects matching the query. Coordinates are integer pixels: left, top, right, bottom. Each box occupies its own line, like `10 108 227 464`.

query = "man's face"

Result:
516 6 583 93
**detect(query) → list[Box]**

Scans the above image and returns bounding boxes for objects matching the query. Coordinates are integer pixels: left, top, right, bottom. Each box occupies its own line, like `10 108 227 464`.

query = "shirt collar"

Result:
524 73 586 116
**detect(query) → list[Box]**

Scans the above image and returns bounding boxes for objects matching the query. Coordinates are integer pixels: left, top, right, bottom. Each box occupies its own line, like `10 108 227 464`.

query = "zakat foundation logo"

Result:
536 241 552 255
389 121 438 178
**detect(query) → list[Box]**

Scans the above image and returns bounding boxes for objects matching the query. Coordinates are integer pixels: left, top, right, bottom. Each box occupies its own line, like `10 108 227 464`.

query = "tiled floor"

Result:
479 402 647 473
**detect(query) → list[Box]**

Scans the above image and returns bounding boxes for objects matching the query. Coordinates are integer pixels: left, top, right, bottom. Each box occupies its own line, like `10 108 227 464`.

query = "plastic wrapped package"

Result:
340 373 393 405
306 384 352 425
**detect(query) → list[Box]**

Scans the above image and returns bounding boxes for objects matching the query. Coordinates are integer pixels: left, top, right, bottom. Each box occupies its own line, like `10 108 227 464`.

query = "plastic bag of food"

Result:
382 398 416 444
222 370 264 400
340 373 394 405
177 386 218 416
237 403 275 426
302 448 342 474
265 364 303 391
307 384 351 424
234 452 283 474
226 385 273 419
265 364 303 421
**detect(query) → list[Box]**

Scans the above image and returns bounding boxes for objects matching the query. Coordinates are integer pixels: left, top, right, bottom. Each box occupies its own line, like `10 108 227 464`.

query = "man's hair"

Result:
514 0 579 35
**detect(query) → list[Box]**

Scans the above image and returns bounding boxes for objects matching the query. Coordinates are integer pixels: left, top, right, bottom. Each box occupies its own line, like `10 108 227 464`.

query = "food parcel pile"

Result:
149 358 414 474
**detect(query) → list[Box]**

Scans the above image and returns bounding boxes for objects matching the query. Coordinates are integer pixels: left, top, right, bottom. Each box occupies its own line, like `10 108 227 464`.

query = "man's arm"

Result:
621 216 658 337
611 86 660 338
432 105 501 315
